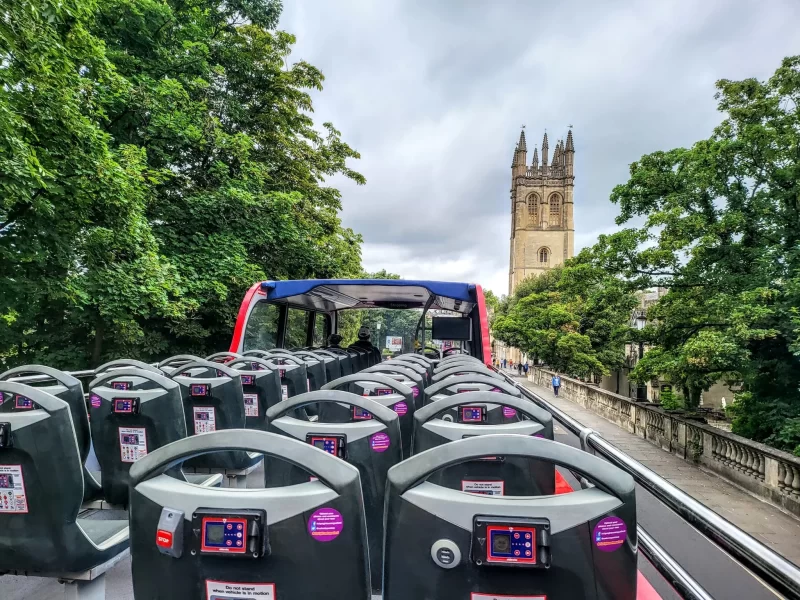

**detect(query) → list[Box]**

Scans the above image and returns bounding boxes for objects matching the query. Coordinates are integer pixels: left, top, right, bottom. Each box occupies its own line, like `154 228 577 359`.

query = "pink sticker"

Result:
370 432 391 453
412 386 420 398
490 387 502 392
393 401 408 416
534 433 545 438
594 516 627 552
502 406 517 418
308 508 344 542
90 394 102 408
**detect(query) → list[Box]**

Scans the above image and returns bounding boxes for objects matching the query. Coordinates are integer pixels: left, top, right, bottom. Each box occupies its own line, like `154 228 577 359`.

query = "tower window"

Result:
549 194 561 226
539 248 549 263
527 194 538 220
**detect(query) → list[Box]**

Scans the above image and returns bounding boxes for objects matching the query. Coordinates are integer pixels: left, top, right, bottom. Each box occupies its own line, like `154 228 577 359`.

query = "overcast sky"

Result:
279 0 800 296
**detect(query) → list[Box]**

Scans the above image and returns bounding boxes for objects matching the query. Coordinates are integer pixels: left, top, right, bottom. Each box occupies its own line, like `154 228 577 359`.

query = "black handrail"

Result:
505 374 800 599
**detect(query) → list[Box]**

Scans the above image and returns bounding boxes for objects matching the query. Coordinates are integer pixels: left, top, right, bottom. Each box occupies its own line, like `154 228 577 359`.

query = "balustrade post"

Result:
765 456 780 490
702 432 714 461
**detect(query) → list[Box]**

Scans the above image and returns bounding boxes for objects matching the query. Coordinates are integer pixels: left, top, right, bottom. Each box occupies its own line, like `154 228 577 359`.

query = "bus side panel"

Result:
474 284 492 366
229 282 264 352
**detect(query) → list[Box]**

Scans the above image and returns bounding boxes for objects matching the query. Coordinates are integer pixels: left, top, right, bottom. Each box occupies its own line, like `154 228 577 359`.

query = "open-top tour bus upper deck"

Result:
1 278 799 600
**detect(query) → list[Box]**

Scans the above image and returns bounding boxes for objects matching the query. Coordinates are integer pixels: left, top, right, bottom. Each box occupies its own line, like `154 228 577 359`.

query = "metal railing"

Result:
504 373 800 600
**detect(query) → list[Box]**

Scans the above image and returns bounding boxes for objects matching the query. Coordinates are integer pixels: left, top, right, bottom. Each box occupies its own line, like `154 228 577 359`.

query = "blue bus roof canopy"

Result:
260 279 478 313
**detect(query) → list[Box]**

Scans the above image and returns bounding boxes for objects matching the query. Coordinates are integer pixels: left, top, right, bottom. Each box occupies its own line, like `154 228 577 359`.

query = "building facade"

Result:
508 129 575 294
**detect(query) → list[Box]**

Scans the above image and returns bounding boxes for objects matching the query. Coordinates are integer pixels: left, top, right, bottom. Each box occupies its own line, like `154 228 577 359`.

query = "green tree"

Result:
1 0 365 368
0 0 183 368
594 56 800 450
492 256 637 378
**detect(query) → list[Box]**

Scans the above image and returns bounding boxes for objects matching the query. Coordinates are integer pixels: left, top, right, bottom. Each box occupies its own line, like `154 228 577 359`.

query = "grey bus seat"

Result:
157 354 203 375
323 347 356 376
128 430 371 598
394 353 435 378
89 368 186 506
0 365 101 501
412 393 555 496
322 373 415 459
307 349 344 382
293 350 328 391
383 435 637 599
171 360 260 471
260 354 310 401
226 356 283 430
424 374 521 405
366 362 426 407
266 390 401 592
0 383 129 575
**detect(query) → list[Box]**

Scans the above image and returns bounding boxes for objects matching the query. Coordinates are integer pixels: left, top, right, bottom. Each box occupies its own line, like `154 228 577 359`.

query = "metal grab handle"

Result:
380 361 427 375
129 429 360 492
95 359 163 376
322 373 413 397
0 364 81 388
389 434 635 499
262 354 306 367
90 367 178 391
363 365 421 381
266 389 399 425
170 358 239 379
158 355 203 368
206 352 245 363
414 390 552 427
431 365 502 382
0 382 67 412
424 374 519 398
226 356 274 372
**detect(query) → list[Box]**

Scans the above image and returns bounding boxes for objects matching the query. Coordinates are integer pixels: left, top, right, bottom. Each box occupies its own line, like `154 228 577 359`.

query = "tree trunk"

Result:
92 317 104 366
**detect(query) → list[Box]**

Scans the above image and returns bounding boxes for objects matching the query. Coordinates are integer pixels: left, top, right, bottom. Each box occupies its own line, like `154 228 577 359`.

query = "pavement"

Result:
515 372 800 568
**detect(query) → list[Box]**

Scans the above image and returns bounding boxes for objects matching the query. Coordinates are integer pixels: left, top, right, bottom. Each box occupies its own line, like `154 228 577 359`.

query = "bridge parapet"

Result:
530 368 800 518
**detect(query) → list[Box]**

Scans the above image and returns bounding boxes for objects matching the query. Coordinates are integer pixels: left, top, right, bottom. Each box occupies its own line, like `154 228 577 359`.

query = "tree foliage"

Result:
1 0 364 369
493 254 638 378
594 56 800 451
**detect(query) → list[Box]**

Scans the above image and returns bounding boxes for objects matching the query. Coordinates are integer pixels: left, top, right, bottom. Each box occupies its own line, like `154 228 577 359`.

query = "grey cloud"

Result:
280 0 800 296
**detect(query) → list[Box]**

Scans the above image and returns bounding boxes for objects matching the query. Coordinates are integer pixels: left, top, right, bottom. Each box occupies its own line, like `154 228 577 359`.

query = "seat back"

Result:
171 360 253 470
322 374 415 459
96 359 163 378
393 354 435 378
158 354 203 375
260 355 309 400
0 383 129 573
412 392 555 496
346 345 370 371
89 368 185 505
0 365 99 499
364 364 425 408
310 349 344 382
325 347 355 376
292 351 327 391
129 430 370 598
383 435 637 599
226 356 282 430
424 375 520 405
266 390 401 592
435 356 485 374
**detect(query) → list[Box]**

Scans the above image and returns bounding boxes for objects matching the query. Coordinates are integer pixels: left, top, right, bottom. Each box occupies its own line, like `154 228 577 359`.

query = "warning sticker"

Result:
461 480 504 496
206 580 275 599
194 406 216 434
392 401 408 416
472 595 545 600
0 465 28 513
281 385 289 401
119 427 148 463
243 394 259 417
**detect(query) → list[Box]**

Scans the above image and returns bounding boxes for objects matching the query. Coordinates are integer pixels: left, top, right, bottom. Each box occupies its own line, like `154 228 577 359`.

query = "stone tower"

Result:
508 129 575 293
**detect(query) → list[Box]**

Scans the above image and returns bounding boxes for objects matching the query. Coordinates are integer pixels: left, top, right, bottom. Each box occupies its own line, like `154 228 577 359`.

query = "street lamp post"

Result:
632 310 648 402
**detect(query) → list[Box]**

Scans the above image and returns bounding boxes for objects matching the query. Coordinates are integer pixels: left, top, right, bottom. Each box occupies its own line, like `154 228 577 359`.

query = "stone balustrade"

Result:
530 368 800 517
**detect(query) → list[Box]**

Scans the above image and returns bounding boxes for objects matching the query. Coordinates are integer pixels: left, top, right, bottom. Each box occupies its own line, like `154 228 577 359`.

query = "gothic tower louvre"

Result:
508 129 575 294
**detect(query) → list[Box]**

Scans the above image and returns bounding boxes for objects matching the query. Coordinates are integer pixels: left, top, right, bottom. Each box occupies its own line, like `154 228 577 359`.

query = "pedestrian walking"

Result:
552 374 562 396
517 363 522 376
523 363 529 376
